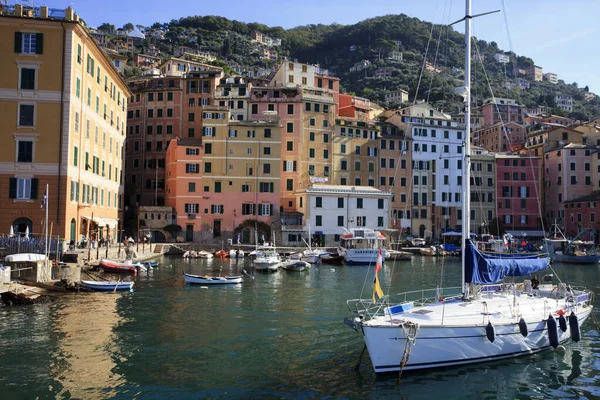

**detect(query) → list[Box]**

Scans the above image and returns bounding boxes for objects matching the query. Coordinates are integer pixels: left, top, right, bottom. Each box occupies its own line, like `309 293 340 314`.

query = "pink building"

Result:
495 154 543 230
481 98 523 127
472 121 525 152
165 138 203 241
563 193 600 238
544 143 595 226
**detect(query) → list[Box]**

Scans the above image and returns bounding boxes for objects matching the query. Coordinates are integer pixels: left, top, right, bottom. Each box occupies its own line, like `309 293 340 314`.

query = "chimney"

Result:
14 4 22 16
40 6 48 19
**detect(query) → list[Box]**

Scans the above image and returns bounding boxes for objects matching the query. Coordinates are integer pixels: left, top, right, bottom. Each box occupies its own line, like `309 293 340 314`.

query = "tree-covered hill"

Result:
115 13 600 119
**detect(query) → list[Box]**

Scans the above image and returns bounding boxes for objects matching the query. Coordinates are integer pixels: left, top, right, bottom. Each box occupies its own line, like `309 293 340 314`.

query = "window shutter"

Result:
270 204 274 216
31 178 39 199
195 163 199 172
9 178 17 199
35 33 44 54
282 160 286 171
14 32 22 53
293 161 297 171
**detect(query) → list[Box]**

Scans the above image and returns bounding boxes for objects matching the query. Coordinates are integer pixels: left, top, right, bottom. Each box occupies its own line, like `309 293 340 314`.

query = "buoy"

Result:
547 315 559 348
569 313 581 342
555 345 566 352
558 314 568 332
518 317 528 337
486 321 495 343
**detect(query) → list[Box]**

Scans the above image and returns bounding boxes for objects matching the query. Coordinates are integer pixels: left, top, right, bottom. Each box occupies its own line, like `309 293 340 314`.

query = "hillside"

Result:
113 13 600 119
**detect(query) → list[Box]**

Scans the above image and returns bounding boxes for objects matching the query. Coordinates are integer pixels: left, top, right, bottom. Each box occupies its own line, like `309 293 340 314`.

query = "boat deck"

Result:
362 287 590 328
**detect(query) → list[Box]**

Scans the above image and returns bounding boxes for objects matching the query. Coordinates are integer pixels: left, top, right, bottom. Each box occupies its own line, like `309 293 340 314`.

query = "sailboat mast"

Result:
461 0 472 296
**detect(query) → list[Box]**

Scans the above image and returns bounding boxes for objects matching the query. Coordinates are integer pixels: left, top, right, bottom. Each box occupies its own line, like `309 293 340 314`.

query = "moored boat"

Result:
183 273 243 285
253 248 281 271
81 280 134 291
229 249 245 259
340 228 388 265
215 250 228 258
99 259 137 274
281 259 311 272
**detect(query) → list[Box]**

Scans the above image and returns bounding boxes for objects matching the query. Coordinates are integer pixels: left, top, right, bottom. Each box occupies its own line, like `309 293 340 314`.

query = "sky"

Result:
36 0 600 92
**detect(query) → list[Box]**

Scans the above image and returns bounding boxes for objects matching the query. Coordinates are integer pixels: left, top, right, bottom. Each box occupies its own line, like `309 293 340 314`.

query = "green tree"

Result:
98 22 115 33
123 23 134 31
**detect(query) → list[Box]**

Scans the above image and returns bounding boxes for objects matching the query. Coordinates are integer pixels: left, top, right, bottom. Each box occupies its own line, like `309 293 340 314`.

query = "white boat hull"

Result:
345 249 388 265
357 294 592 373
253 261 280 271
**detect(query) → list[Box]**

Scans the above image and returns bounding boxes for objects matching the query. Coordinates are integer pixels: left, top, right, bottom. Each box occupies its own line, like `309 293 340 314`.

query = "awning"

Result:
505 230 547 238
103 218 118 229
82 216 107 226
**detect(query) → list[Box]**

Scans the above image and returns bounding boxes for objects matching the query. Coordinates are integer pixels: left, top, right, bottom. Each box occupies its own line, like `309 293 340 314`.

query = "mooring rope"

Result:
397 321 420 385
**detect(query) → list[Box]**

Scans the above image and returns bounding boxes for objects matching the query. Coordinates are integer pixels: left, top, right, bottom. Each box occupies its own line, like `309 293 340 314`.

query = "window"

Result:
20 68 35 90
17 140 33 163
18 104 34 127
16 32 42 54
287 104 294 114
215 182 222 193
287 141 293 151
316 215 322 226
186 163 200 173
9 177 36 200
357 198 363 209
378 199 384 209
338 198 344 208
286 179 293 191
287 122 294 133
338 216 344 226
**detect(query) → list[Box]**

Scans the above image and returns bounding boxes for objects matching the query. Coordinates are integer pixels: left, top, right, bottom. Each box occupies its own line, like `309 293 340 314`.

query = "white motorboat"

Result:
344 1 594 375
253 248 281 271
340 228 389 265
229 249 245 259
183 250 214 259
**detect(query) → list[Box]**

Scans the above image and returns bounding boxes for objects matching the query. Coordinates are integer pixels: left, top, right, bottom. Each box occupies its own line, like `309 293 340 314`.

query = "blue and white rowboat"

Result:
81 280 134 291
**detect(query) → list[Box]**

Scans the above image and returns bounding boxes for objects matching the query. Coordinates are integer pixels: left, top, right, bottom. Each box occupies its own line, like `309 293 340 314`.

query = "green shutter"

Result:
35 33 43 54
31 178 39 199
293 161 297 171
74 146 78 166
9 178 17 199
14 32 22 53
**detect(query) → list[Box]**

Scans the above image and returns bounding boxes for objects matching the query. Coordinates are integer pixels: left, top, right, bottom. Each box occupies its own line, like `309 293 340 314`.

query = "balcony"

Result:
188 214 196 220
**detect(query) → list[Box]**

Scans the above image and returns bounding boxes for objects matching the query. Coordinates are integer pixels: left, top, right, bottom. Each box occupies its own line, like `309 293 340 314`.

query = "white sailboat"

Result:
345 1 593 374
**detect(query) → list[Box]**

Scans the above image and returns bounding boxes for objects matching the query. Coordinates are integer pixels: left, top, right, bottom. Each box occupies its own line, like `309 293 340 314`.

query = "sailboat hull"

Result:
358 300 592 373
551 253 600 264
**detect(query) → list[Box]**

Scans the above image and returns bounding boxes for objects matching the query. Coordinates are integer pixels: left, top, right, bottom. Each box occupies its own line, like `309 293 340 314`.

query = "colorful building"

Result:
495 154 543 230
0 5 129 242
480 97 523 127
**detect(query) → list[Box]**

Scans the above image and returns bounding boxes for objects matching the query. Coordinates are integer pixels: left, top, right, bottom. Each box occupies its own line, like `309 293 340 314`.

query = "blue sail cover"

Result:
464 239 550 284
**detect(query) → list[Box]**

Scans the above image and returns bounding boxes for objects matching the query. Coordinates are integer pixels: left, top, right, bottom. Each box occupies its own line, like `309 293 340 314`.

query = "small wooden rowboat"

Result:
183 273 243 285
99 259 137 274
81 280 134 291
215 250 228 258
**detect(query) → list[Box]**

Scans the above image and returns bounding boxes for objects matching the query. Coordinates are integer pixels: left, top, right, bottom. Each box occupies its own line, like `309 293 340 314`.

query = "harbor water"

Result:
1 256 600 399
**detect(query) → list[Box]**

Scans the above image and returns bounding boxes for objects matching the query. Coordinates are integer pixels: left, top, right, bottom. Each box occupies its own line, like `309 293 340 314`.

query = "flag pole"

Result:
45 184 49 261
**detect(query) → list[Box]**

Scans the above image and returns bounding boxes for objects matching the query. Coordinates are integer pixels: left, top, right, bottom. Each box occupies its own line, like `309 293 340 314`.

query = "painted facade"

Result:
0 5 129 242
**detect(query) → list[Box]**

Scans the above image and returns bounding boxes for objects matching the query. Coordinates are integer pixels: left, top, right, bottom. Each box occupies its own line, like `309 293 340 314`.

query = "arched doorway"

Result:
70 218 76 242
12 217 32 237
151 230 167 243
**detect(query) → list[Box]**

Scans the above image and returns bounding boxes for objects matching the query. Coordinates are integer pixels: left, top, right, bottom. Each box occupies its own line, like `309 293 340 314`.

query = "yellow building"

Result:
0 5 130 242
332 118 380 187
200 106 281 239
